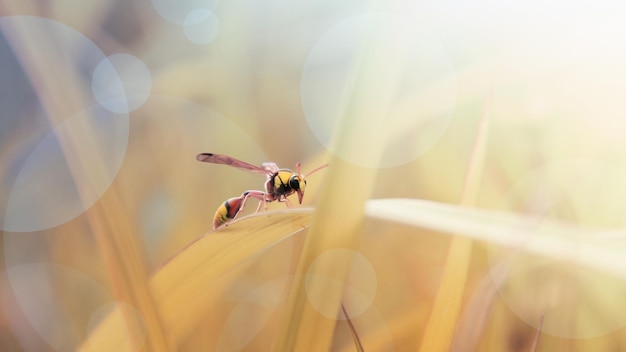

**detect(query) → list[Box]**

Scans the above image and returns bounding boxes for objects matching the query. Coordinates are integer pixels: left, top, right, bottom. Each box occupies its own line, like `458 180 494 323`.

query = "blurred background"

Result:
2 0 626 351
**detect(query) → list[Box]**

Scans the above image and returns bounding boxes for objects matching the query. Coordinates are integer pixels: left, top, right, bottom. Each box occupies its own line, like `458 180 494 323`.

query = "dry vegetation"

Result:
2 1 626 351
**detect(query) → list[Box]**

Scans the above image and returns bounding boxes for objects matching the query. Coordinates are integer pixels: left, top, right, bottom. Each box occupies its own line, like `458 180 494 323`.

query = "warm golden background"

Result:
2 1 626 351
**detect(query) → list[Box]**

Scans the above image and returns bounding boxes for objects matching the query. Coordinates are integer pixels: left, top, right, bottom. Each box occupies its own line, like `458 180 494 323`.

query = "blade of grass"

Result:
365 198 626 280
451 263 503 352
0 4 169 350
419 94 491 351
273 157 378 351
80 210 312 350
273 15 409 352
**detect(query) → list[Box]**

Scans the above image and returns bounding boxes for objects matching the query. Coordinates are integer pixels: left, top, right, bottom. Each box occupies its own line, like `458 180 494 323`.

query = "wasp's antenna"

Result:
304 164 329 179
296 162 302 178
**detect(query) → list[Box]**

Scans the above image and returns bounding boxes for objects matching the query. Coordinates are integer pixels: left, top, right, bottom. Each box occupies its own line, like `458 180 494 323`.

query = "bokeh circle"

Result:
6 263 113 351
0 16 130 232
86 301 147 352
301 12 457 168
305 249 377 320
92 53 152 113
150 0 220 44
183 9 220 45
489 159 626 338
150 0 219 25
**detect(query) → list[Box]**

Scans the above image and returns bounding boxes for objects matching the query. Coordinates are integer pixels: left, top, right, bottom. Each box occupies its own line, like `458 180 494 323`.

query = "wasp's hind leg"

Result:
232 190 268 222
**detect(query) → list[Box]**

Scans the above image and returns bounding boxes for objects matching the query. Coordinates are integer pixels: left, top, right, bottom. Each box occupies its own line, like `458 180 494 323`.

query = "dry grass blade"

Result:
451 270 500 352
365 199 626 279
419 96 490 352
80 210 312 351
274 158 378 351
274 15 405 351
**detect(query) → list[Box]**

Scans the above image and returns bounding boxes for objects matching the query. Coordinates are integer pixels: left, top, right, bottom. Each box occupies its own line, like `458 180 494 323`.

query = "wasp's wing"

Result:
196 153 269 174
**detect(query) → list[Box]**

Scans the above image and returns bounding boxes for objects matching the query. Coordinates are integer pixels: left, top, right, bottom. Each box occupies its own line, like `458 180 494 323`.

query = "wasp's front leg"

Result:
277 196 293 208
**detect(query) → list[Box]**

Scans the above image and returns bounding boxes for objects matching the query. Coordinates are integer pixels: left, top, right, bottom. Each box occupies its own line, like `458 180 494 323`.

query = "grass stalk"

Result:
419 96 491 351
273 17 408 351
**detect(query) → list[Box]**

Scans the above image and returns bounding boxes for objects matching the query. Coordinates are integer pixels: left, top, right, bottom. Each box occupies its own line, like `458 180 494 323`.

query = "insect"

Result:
196 153 328 229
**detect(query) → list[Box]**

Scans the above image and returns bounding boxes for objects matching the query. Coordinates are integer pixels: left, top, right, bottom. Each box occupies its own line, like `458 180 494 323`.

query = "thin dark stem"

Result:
341 303 364 352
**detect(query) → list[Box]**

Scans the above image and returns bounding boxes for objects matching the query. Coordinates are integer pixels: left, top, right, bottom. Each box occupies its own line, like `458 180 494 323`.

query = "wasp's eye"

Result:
289 176 300 190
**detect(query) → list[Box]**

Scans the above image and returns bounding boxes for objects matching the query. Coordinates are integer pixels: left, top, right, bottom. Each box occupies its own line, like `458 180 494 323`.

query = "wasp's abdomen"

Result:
213 196 244 229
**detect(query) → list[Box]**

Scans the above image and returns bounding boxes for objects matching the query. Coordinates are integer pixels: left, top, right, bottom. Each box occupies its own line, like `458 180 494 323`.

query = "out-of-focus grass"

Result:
78 198 626 350
3 1 626 351
419 94 491 352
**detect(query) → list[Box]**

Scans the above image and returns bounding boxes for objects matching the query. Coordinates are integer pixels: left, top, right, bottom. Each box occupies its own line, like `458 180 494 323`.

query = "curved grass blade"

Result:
79 210 312 351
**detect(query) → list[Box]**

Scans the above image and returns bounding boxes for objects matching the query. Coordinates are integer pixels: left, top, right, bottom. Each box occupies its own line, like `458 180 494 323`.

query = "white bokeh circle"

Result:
217 277 287 352
150 0 219 25
489 159 626 338
305 249 377 320
301 12 457 168
183 9 220 45
92 53 152 113
3 104 128 232
150 0 220 44
0 16 130 232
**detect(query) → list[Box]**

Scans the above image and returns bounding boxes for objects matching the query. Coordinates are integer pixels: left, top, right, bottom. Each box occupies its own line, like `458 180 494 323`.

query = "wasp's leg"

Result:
232 190 267 221
277 196 293 208
254 198 267 214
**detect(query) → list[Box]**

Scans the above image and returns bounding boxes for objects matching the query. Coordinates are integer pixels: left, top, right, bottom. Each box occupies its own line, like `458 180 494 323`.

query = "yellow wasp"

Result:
196 153 328 229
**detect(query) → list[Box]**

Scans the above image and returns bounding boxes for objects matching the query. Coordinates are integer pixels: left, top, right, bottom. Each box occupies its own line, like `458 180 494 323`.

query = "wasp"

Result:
196 153 328 229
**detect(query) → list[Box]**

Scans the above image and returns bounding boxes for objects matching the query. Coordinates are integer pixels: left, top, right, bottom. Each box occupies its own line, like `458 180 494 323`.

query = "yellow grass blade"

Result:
273 15 408 351
79 210 312 351
365 198 626 280
273 158 379 351
419 95 491 351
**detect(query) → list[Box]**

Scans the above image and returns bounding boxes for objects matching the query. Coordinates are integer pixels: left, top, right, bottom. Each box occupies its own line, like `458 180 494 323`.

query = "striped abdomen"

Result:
213 196 244 229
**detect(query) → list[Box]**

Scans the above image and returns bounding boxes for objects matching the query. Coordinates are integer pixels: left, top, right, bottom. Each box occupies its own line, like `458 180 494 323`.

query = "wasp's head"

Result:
289 174 306 204
292 161 328 204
